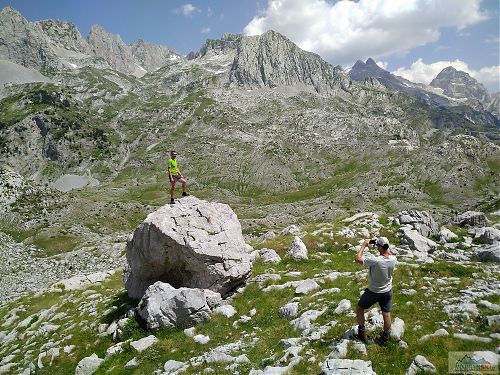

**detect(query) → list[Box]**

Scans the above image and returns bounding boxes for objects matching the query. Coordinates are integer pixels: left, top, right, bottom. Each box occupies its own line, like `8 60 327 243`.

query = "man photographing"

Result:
355 237 397 345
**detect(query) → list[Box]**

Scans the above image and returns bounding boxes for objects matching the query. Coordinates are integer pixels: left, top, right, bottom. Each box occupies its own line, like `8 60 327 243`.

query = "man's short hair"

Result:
170 150 177 156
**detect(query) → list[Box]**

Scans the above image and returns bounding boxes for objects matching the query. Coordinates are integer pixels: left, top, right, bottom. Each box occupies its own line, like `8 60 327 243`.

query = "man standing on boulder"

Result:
168 150 189 204
354 237 397 345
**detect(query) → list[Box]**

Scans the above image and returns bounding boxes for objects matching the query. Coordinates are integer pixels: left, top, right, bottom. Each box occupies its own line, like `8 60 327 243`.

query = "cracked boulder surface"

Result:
124 196 252 299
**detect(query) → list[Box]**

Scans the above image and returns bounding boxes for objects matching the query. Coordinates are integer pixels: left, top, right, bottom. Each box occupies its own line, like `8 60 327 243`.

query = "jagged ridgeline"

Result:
0 6 499 227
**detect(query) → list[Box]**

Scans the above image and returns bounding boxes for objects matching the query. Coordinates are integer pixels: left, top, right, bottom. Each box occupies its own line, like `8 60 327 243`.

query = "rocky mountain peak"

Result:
130 39 183 71
188 33 242 60
36 19 92 54
88 24 146 77
0 6 63 73
365 57 378 66
228 30 350 93
430 66 491 103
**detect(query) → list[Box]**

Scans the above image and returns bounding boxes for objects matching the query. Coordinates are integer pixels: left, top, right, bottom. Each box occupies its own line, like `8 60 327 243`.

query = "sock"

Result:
358 325 366 333
382 330 389 338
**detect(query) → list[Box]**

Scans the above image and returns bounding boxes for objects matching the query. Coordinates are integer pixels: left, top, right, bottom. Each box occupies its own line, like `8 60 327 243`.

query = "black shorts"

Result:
171 173 183 182
357 288 393 312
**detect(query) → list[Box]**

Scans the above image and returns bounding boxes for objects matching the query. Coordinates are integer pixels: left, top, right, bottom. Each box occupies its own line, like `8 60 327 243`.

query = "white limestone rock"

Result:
471 242 500 263
130 335 159 352
295 279 320 295
213 305 237 318
390 317 405 341
285 236 308 260
397 227 437 253
334 299 351 315
322 358 376 374
137 282 211 331
405 355 436 374
259 248 281 263
124 197 252 299
278 302 300 319
75 354 103 375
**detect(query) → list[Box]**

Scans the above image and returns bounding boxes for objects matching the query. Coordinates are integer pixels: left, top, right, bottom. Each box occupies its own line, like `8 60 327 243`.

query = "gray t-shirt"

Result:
362 253 397 293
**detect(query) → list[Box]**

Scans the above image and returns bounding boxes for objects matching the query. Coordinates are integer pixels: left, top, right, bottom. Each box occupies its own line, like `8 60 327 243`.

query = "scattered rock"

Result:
249 356 302 375
390 317 405 340
397 227 437 253
419 328 449 341
193 334 210 344
285 236 308 260
444 303 479 320
161 360 188 375
258 248 282 263
484 315 500 328
397 211 438 237
438 227 458 244
472 227 500 244
295 279 320 294
124 358 138 370
278 302 300 319
405 355 436 374
322 358 376 375
334 299 351 315
478 300 500 311
130 335 159 352
75 354 103 375
453 333 492 343
213 305 237 318
137 282 211 331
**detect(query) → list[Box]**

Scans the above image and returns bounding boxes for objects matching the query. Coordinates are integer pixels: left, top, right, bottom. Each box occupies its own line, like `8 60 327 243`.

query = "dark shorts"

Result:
357 288 392 312
171 173 183 182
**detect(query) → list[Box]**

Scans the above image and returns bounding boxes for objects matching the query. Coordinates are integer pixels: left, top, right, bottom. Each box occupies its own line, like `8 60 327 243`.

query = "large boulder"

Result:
471 227 500 244
471 242 500 263
397 227 437 254
397 211 438 237
137 281 212 331
451 211 490 227
124 197 252 299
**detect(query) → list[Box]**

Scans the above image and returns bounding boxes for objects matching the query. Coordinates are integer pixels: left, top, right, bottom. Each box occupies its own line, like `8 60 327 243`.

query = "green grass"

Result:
1 220 498 375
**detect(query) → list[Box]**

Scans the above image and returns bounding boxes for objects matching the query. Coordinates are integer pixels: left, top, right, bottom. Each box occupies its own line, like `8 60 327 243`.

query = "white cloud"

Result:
201 27 211 34
392 58 500 90
176 3 198 16
243 0 487 65
377 61 388 70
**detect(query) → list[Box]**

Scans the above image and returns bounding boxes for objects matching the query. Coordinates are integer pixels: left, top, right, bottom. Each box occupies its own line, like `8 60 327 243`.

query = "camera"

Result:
369 239 377 245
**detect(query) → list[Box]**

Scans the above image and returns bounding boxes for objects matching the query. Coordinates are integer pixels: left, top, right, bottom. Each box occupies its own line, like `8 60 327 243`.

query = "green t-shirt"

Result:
168 158 178 175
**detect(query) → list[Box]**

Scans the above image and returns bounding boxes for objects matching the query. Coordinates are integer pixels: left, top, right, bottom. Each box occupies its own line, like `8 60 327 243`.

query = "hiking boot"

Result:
375 332 389 346
182 192 189 197
356 330 368 343
170 198 175 204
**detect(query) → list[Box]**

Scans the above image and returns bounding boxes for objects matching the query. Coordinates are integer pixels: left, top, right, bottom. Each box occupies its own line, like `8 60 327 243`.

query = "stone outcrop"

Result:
124 196 252 299
451 211 490 227
397 227 437 254
130 39 181 72
471 242 500 263
397 211 438 238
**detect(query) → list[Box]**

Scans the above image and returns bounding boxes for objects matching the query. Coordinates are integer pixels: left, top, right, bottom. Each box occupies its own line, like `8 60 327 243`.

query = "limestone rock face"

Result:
397 211 438 238
124 196 252 299
36 19 92 55
452 211 490 227
130 39 182 72
87 25 145 77
397 227 437 254
471 242 500 263
229 30 352 94
430 66 491 104
0 7 62 73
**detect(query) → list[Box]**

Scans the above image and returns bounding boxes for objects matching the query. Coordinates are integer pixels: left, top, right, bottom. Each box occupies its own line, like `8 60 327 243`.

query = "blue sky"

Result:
1 0 499 92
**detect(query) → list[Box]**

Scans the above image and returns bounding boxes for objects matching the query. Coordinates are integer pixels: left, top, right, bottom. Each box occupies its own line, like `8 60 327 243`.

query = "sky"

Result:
1 0 499 92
